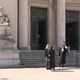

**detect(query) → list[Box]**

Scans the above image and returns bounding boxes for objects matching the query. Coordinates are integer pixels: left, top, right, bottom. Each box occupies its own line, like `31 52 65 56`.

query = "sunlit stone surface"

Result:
0 7 20 67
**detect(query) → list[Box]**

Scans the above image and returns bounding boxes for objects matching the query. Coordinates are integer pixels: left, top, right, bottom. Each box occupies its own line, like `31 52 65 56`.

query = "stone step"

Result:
19 50 80 67
19 50 46 67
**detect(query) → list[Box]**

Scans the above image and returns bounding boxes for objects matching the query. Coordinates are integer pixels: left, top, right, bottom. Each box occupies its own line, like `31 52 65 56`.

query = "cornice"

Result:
30 0 54 8
66 0 80 3
30 0 49 3
66 2 80 7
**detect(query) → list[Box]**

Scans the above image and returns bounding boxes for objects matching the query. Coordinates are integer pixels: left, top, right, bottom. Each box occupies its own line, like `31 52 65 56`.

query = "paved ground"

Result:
0 67 80 80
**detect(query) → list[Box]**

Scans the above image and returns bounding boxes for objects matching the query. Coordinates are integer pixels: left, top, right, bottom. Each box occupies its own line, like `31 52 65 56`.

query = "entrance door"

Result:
31 7 47 50
66 11 79 50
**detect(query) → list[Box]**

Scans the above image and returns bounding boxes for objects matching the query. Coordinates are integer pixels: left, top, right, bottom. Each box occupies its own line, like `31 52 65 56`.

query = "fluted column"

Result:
19 0 29 49
57 0 65 47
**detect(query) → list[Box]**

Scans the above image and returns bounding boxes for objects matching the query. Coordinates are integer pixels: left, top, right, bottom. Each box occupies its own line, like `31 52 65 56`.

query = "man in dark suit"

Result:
58 43 68 68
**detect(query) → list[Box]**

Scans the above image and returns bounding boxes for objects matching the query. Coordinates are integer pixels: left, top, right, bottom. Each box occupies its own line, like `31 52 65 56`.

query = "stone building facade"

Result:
0 0 80 67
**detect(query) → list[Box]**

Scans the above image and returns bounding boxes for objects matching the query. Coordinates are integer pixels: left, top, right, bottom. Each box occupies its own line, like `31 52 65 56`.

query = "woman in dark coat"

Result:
49 46 55 70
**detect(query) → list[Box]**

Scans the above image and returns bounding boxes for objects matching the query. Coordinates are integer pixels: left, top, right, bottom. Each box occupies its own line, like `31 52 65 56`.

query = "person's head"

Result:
61 41 66 47
51 46 53 49
63 41 66 45
49 45 53 50
45 44 50 49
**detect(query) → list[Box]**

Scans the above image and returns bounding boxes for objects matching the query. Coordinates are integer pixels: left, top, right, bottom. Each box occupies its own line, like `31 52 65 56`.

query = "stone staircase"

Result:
65 51 80 67
19 50 80 67
19 50 46 67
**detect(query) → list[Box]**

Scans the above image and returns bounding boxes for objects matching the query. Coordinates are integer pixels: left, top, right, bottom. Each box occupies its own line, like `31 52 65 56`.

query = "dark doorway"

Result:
66 11 79 50
38 19 47 49
31 7 47 50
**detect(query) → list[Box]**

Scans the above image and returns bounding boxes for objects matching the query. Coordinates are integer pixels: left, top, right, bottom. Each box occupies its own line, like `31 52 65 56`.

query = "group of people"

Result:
45 42 68 71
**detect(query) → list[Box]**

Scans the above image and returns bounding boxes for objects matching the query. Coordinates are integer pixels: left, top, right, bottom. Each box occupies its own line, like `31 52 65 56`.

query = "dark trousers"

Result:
46 59 50 69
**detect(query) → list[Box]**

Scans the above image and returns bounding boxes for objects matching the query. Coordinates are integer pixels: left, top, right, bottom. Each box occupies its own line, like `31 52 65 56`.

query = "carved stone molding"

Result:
66 0 80 9
31 0 49 3
66 2 80 7
66 0 80 3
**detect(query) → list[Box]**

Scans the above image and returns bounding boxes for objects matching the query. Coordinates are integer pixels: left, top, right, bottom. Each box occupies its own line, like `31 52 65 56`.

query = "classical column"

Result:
57 0 65 47
19 0 29 49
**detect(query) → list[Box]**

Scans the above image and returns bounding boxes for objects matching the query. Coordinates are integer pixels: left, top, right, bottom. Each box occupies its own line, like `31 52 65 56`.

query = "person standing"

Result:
49 46 55 71
58 43 68 68
45 44 50 69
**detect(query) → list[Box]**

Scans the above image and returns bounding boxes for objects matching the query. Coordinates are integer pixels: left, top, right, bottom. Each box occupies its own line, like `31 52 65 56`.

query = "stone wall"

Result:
0 0 18 48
